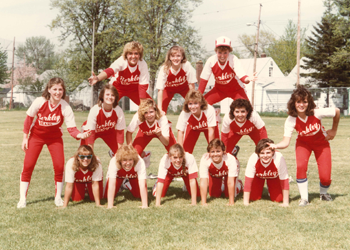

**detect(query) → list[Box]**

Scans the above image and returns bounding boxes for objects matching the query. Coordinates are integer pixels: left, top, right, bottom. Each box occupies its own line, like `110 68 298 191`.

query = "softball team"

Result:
17 37 341 209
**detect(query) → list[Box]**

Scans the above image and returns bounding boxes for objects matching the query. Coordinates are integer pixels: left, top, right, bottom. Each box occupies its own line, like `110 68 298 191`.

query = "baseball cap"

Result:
215 36 231 47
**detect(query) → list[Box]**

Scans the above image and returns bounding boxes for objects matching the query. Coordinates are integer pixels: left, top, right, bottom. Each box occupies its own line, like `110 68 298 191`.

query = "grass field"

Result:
1 110 350 249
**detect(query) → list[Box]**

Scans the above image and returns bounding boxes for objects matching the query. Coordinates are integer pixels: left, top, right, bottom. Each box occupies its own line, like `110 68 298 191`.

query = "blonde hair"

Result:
183 89 208 113
42 77 66 100
138 99 162 122
72 145 99 172
162 45 187 74
169 144 187 174
122 41 144 61
115 145 139 170
98 84 119 108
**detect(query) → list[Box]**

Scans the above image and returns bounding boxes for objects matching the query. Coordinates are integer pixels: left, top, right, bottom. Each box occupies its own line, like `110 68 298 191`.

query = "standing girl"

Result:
243 138 289 207
18 77 90 208
105 145 148 208
156 45 196 113
269 86 340 206
155 143 199 206
126 99 176 155
62 145 103 207
198 36 257 105
176 89 219 154
81 84 126 156
199 139 241 206
221 99 267 154
88 41 152 105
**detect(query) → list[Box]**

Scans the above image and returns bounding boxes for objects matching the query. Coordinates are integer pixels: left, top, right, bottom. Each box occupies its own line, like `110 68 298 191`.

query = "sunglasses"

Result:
78 155 93 160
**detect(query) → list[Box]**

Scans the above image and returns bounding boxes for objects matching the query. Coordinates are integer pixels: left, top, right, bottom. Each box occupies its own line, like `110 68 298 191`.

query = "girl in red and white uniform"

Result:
105 145 148 208
221 99 267 154
62 145 103 207
155 143 199 206
198 36 257 105
269 86 340 206
88 41 152 105
176 89 220 154
126 99 176 155
243 138 289 207
18 78 91 208
81 84 125 155
200 139 242 206
156 45 196 113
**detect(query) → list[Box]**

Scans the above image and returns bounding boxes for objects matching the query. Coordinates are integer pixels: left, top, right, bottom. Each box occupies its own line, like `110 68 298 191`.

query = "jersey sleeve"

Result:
26 97 45 117
184 61 197 84
135 156 147 180
61 100 77 128
186 152 198 176
226 154 239 177
159 116 170 137
176 111 188 131
314 108 336 120
127 113 141 133
274 152 289 180
221 113 232 134
105 56 124 78
64 158 76 183
284 116 296 138
250 110 265 129
92 160 103 181
107 156 118 179
232 55 248 81
157 154 169 181
199 155 210 179
206 105 217 127
200 55 215 81
156 66 167 90
115 106 126 130
85 105 99 131
245 153 259 178
138 60 150 86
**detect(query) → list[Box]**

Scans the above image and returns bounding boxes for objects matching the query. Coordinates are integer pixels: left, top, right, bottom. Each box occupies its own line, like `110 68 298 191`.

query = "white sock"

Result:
320 185 329 195
297 178 308 201
19 181 29 201
55 181 63 199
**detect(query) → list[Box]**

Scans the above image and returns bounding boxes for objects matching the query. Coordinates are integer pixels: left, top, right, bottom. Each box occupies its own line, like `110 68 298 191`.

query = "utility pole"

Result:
9 37 15 110
91 21 95 108
251 4 262 108
296 0 301 87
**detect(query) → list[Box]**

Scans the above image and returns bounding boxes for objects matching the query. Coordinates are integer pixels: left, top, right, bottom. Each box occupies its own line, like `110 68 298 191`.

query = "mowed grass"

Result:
0 110 350 250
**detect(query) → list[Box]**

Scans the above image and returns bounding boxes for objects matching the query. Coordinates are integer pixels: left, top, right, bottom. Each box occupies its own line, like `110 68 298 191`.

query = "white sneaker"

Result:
17 200 27 208
55 198 64 207
108 149 115 158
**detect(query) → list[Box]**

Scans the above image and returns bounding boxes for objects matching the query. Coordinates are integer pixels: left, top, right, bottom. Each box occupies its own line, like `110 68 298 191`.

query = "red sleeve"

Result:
188 172 198 180
240 75 248 84
221 132 229 147
84 130 96 145
198 79 208 94
116 129 124 144
138 84 150 99
280 179 289 190
258 127 268 139
243 176 253 192
67 127 80 140
157 178 165 183
104 68 115 78
23 115 34 134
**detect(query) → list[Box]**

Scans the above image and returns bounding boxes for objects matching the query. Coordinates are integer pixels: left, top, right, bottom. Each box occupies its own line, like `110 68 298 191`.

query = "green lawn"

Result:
1 111 349 249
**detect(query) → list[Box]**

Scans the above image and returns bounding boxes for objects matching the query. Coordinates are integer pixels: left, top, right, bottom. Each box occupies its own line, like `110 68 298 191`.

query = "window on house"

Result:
269 67 273 77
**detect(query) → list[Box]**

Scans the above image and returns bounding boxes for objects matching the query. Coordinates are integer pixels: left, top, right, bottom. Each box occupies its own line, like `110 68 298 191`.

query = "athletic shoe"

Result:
55 198 64 207
148 173 158 179
142 151 151 169
17 200 26 208
119 178 129 192
320 193 333 201
231 145 240 157
152 181 157 197
108 149 114 158
182 184 187 192
298 199 309 207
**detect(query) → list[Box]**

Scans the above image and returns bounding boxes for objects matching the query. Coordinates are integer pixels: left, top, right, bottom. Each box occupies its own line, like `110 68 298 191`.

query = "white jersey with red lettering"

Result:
284 108 336 143
26 97 77 138
157 152 198 180
199 153 239 179
83 104 126 134
245 152 288 180
106 155 147 180
127 113 170 137
65 157 103 183
221 110 265 135
176 104 217 132
156 61 196 90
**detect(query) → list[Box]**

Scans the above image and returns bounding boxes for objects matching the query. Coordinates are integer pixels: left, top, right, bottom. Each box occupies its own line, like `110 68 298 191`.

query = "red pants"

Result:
71 181 103 201
295 140 332 186
132 127 177 155
21 134 64 182
225 128 267 154
250 177 283 202
209 175 229 198
160 174 200 197
204 85 248 105
161 85 189 113
104 178 142 198
183 125 220 154
81 131 119 155
116 85 152 106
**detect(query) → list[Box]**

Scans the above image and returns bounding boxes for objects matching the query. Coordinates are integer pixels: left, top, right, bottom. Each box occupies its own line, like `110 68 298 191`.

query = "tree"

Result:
238 30 277 58
15 36 56 74
0 43 8 85
13 61 39 94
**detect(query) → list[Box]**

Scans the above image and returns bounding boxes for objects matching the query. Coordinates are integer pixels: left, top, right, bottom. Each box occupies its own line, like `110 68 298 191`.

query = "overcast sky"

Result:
1 0 326 66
